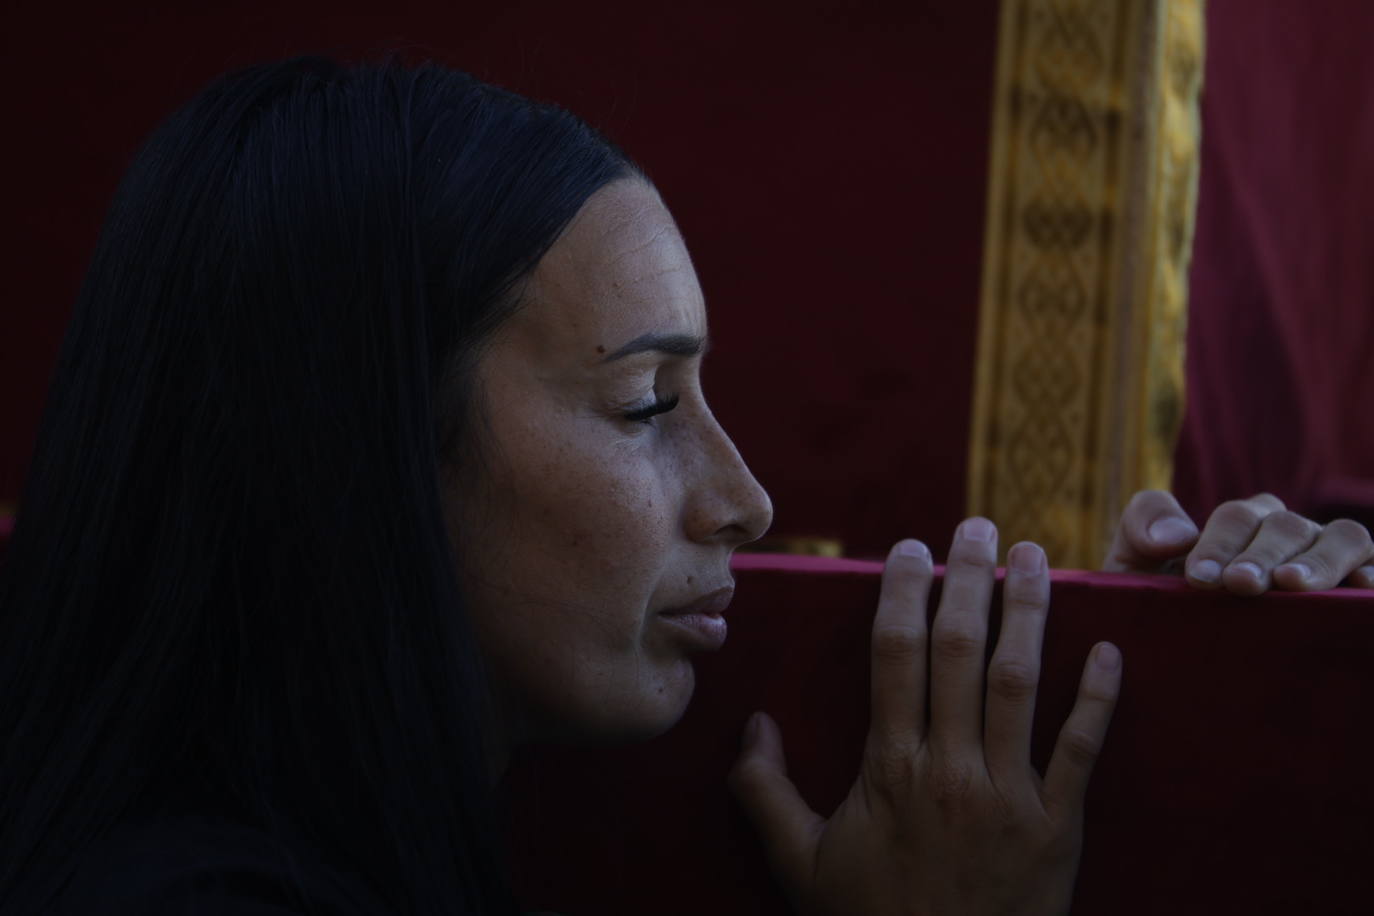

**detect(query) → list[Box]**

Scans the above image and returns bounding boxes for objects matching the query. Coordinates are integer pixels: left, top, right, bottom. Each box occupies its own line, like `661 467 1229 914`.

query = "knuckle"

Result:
1079 677 1120 705
1263 510 1321 542
930 758 976 804
1002 577 1048 614
1251 492 1286 510
988 658 1040 702
951 552 999 575
1216 499 1265 529
932 623 984 661
871 625 927 665
1057 726 1104 768
866 739 918 794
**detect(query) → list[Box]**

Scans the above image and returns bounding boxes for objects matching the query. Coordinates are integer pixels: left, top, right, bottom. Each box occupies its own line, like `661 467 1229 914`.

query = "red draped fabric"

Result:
1176 0 1374 527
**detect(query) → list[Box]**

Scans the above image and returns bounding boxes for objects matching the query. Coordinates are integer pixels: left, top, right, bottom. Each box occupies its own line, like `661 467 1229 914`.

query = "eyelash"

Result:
623 394 680 425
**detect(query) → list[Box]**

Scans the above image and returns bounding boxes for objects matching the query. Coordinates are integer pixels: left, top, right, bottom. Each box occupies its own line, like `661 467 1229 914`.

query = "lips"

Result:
660 586 734 619
659 586 734 651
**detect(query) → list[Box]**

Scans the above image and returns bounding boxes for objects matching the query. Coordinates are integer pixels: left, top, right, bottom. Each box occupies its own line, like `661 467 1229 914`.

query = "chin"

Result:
558 665 697 747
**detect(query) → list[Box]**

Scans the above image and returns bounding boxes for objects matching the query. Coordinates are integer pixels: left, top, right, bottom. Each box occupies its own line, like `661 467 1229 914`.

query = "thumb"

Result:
1103 489 1199 572
728 711 824 894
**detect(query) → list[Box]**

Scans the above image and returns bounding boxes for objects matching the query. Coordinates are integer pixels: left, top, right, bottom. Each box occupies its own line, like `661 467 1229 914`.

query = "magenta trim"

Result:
730 551 1374 599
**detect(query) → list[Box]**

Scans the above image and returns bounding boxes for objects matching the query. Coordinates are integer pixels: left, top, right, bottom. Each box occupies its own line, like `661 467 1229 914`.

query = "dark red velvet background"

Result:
2 0 996 558
506 556 1374 915
1177 0 1374 525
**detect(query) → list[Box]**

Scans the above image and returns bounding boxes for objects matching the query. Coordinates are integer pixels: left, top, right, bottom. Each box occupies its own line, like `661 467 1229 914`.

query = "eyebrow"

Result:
600 332 711 362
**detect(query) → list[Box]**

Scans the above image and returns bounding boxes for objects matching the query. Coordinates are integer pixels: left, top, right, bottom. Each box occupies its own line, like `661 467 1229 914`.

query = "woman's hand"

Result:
729 519 1121 916
1103 490 1374 593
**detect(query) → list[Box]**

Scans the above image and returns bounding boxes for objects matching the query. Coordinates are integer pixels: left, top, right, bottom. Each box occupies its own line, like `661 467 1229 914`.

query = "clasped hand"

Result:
730 518 1120 916
1105 490 1374 591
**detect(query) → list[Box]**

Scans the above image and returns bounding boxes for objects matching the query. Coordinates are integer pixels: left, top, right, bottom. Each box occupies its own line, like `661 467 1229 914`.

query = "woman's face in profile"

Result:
444 178 773 751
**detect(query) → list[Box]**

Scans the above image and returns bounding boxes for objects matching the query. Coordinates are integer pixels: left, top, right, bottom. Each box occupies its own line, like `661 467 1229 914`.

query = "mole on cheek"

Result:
595 344 605 354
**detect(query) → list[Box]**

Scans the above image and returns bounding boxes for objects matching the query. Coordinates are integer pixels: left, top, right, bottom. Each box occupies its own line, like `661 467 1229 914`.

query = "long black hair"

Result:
0 54 635 915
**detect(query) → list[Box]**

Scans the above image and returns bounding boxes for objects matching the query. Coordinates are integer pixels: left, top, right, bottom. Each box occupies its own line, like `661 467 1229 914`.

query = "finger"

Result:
1348 564 1374 589
1217 510 1322 595
1102 490 1199 573
870 539 934 745
1272 518 1374 591
1043 642 1122 822
984 541 1049 782
1185 493 1286 588
929 517 998 755
728 712 824 896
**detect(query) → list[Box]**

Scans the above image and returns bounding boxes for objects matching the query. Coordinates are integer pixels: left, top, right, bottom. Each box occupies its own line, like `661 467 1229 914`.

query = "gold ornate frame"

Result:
967 0 1205 568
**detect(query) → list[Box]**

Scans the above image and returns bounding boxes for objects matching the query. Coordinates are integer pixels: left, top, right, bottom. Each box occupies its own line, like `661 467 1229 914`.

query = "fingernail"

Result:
1277 562 1311 582
1095 642 1121 671
1009 542 1045 573
960 517 996 542
1191 559 1221 583
1148 516 1198 544
1231 561 1262 582
896 539 930 560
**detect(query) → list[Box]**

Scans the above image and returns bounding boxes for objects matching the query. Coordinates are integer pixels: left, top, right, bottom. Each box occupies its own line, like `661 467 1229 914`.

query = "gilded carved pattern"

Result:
968 0 1204 568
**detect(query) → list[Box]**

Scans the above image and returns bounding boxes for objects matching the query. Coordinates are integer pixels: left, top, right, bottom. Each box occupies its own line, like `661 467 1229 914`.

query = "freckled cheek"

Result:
514 467 673 665
535 439 667 527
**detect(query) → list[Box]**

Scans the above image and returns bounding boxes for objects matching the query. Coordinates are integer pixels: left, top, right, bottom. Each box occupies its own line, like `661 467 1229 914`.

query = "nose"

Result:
683 409 773 547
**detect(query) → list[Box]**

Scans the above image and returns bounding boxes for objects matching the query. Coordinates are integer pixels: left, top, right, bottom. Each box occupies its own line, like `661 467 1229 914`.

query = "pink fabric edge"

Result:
730 551 1374 600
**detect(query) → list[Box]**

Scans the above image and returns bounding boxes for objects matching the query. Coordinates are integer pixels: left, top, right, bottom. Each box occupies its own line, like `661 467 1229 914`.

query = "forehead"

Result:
500 179 706 366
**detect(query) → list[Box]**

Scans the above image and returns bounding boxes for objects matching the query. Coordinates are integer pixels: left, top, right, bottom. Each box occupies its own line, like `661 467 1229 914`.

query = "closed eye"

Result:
624 394 680 424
